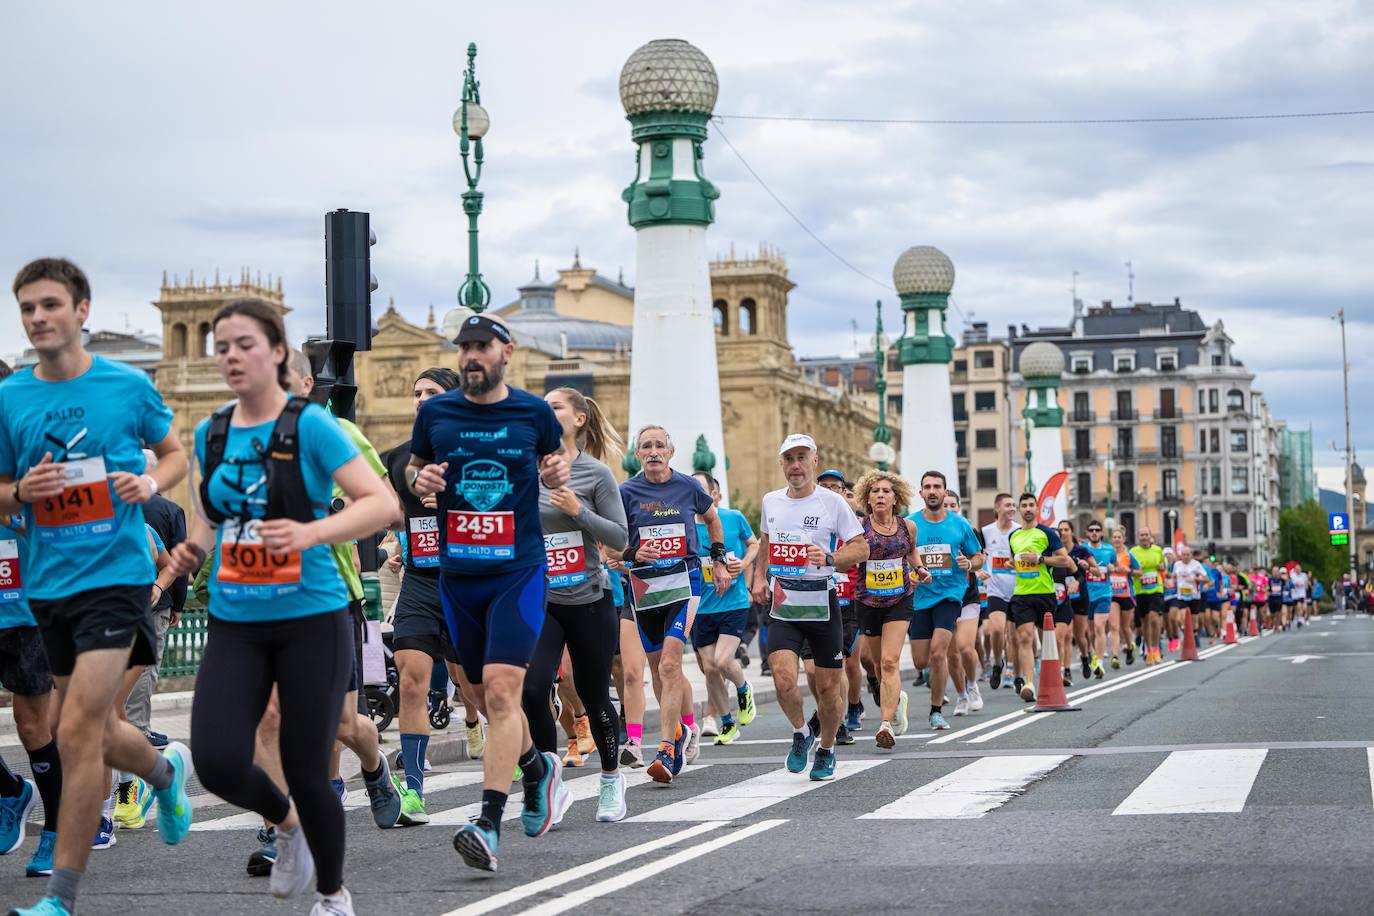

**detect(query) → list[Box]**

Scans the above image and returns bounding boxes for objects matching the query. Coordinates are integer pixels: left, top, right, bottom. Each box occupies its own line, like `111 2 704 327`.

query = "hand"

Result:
150 584 163 608
540 453 571 488
751 578 769 604
420 493 437 510
109 471 154 505
976 568 991 582
169 609 182 629
636 542 662 563
18 453 65 502
806 544 827 567
256 519 317 554
167 542 205 578
726 556 744 576
712 563 733 596
548 486 582 517
413 462 448 497
386 552 403 573
916 567 934 585
956 555 972 571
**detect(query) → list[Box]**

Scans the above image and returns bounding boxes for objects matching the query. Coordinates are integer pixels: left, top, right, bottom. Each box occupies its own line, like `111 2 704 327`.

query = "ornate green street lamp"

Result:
452 43 492 311
869 300 896 471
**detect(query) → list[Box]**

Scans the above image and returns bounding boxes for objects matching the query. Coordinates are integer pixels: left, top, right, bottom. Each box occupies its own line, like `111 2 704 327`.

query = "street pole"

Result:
453 42 491 312
870 300 895 471
1336 308 1356 579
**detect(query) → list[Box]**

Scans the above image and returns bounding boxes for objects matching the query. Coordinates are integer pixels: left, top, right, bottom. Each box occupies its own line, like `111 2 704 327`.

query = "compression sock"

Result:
518 746 546 785
27 741 61 831
400 733 428 794
479 790 506 834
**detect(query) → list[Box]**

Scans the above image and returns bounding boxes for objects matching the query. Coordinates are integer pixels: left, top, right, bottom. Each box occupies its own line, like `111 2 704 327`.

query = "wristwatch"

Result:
824 552 834 567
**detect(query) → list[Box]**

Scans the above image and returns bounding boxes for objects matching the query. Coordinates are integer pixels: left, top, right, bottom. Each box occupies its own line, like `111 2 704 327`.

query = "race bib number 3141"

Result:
33 457 116 544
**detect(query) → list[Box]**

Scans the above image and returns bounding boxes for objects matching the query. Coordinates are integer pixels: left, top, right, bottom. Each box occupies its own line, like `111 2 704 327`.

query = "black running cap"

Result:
454 314 512 345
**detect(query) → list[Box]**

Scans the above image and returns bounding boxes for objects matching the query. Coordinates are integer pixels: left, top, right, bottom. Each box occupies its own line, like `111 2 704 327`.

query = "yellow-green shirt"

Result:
330 418 386 601
1129 544 1166 595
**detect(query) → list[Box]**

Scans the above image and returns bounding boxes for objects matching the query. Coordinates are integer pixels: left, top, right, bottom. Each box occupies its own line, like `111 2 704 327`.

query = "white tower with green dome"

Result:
618 39 728 492
894 245 959 488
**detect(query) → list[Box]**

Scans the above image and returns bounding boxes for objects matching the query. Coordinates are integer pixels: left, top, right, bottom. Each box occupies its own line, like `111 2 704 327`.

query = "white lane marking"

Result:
627 759 887 822
728 733 934 746
426 766 709 827
1289 655 1323 664
513 819 786 916
859 754 1070 820
440 822 723 916
189 770 488 831
1113 749 1267 815
1367 748 1374 810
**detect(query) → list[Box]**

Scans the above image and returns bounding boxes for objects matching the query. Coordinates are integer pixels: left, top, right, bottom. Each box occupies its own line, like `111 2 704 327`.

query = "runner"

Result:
611 542 649 769
1110 527 1140 666
1055 520 1098 685
944 490 984 715
751 435 866 779
522 387 629 822
618 426 728 783
1161 548 1181 654
408 312 571 873
818 470 869 736
979 494 1017 688
1202 557 1224 642
1129 527 1168 665
851 470 928 748
1172 545 1207 650
690 472 758 747
1290 563 1311 626
1082 520 1115 678
1252 566 1271 631
1009 493 1071 702
2 259 195 916
908 471 983 726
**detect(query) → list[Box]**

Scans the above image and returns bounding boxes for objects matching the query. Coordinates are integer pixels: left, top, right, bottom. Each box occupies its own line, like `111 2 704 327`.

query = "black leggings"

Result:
523 591 620 771
191 610 351 894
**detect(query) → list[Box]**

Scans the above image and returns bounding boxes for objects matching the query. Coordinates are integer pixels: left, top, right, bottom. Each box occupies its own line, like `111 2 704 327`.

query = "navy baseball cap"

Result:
454 313 512 345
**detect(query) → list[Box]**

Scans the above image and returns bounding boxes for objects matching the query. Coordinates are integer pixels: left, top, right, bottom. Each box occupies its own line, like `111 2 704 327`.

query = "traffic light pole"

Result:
1337 308 1356 579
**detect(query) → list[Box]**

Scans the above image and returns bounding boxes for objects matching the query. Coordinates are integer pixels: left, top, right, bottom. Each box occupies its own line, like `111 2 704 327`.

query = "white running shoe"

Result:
311 887 356 915
700 716 720 738
684 723 702 765
595 772 627 823
968 682 984 712
953 695 970 717
619 740 644 768
466 721 486 760
270 823 315 899
893 690 910 736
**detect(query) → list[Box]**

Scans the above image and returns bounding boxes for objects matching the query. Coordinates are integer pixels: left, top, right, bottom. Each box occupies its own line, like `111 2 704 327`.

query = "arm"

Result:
1045 547 1073 569
736 534 760 577
110 429 190 505
701 504 732 594
830 535 869 573
256 455 401 555
751 533 771 603
551 468 628 551
169 505 189 613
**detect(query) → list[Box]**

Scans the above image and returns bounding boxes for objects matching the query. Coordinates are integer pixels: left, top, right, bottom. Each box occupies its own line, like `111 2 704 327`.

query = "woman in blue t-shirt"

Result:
168 298 398 913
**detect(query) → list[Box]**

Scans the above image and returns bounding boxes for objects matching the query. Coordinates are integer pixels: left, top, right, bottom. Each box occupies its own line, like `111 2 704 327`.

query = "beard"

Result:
460 358 505 396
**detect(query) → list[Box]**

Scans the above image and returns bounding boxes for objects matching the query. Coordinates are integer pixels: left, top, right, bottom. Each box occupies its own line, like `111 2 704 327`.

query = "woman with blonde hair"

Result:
851 469 930 749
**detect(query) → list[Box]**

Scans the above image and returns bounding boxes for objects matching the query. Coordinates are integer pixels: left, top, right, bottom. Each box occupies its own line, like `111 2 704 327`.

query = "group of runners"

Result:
0 257 1325 913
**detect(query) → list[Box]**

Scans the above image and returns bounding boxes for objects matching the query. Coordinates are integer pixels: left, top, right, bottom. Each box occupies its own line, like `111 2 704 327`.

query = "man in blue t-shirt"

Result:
1082 520 1117 678
0 259 194 915
691 472 759 745
410 313 570 874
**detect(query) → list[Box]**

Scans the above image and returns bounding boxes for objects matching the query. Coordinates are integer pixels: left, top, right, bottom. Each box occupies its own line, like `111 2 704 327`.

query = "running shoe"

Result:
1019 681 1036 703
330 778 347 804
91 815 117 850
453 818 499 872
247 826 277 876
714 719 740 745
563 738 585 768
466 720 486 760
845 704 863 732
366 755 403 829
595 773 627 823
929 710 950 730
7 897 70 915
700 716 720 739
647 741 676 784
521 751 566 837
1063 668 1072 688
893 690 910 737
874 722 896 749
574 714 595 754
672 724 691 775
393 777 429 826
989 664 1004 690
1124 643 1135 665
1092 656 1106 679
737 681 757 726
25 829 55 877
835 723 855 746
1013 676 1024 696
684 722 701 766
271 824 315 899
786 726 817 773
154 741 194 845
620 740 645 769
968 682 985 711
914 669 927 687
144 729 169 749
1111 655 1121 670
0 779 36 854
1080 654 1091 679
310 887 356 916
810 746 836 781
113 777 154 829
953 695 969 717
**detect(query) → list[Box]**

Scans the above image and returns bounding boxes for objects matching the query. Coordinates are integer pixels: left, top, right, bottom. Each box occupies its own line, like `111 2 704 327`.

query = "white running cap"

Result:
778 434 816 455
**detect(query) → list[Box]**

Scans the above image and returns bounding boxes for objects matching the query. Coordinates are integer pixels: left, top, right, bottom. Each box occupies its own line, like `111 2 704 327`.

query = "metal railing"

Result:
161 607 209 678
1111 409 1138 421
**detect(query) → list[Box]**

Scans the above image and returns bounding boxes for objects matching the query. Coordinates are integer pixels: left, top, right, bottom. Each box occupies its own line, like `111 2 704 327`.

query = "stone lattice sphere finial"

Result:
1020 340 1066 379
620 39 719 117
892 245 955 295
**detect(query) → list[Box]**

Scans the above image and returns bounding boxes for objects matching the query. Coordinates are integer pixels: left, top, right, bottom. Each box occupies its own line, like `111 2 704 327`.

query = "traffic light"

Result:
1208 541 1217 563
320 208 377 422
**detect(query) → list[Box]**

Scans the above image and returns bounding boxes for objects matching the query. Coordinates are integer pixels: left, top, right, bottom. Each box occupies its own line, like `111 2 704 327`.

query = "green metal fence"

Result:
161 607 209 678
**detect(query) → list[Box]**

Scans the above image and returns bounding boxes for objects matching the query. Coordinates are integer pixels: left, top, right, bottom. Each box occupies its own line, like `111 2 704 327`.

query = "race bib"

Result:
701 558 714 585
1179 579 1197 598
448 510 515 561
0 539 21 602
1164 576 1177 593
544 531 588 588
835 573 854 604
1014 555 1040 579
638 523 688 568
217 519 302 598
1140 571 1159 589
865 558 905 597
33 457 116 544
1086 567 1107 583
769 575 831 622
1066 576 1080 596
1055 582 1067 602
1110 574 1130 595
978 580 989 604
407 516 440 568
919 543 955 576
988 549 1013 575
768 530 812 577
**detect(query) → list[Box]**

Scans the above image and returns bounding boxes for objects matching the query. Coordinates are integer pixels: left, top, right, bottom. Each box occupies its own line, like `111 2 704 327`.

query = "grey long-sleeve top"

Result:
538 452 629 605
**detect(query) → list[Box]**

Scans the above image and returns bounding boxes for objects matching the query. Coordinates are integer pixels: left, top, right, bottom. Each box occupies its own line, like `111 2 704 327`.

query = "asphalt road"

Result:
4 613 1374 915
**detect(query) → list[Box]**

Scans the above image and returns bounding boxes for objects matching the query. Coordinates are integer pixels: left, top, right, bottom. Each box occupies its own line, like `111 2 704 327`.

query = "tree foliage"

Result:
1278 500 1346 585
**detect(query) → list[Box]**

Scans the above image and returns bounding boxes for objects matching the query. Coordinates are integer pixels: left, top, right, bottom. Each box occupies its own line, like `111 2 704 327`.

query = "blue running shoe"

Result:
646 742 675 784
786 727 817 774
25 829 55 877
246 826 277 877
0 779 36 854
520 751 564 838
330 778 346 804
670 724 690 776
810 746 836 781
453 818 499 872
91 815 117 850
364 754 402 829
929 710 950 730
144 729 169 749
845 704 863 733
154 740 194 845
7 896 71 915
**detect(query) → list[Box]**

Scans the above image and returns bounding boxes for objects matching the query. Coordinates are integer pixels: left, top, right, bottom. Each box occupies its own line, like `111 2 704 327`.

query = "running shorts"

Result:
1010 592 1056 628
30 584 156 678
959 602 980 623
985 595 1010 616
439 566 547 685
1090 597 1112 617
0 626 53 696
690 606 748 650
910 598 959 641
769 592 844 669
857 595 915 637
1136 593 1164 617
392 571 458 664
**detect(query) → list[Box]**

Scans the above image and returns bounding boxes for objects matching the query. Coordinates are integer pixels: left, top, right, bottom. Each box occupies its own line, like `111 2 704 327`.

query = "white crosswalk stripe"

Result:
426 765 711 826
1112 749 1267 815
627 759 887 822
860 754 1070 820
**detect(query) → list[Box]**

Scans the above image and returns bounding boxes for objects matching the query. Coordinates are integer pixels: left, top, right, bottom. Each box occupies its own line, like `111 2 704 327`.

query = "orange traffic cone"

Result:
1180 607 1200 661
1033 613 1080 712
1247 606 1260 637
1223 609 1238 644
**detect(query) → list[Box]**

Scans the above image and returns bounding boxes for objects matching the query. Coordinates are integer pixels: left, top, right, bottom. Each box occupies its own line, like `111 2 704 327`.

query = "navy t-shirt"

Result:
620 471 714 570
410 386 562 577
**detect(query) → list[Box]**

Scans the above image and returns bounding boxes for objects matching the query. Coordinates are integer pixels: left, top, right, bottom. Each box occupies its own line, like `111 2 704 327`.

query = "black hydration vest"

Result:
199 397 316 526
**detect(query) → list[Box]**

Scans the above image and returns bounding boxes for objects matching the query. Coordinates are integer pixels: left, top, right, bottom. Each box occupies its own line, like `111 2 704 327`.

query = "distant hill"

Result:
1319 488 1349 516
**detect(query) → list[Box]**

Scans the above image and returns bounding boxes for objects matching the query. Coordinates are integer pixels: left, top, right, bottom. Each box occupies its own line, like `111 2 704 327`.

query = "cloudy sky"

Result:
3 1 1370 482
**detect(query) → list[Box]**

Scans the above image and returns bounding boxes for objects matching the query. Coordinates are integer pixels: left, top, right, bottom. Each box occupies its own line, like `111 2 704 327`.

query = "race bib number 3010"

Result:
217 519 302 599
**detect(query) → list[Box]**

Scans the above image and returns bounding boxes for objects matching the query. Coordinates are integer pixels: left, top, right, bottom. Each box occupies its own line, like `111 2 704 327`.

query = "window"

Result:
1209 389 1219 413
889 395 902 416
1073 391 1091 421
712 299 728 333
1227 388 1245 411
1117 428 1133 459
1197 389 1207 414
1121 511 1137 543
955 429 967 458
951 392 967 421
1113 349 1136 372
1230 430 1248 452
1076 472 1092 503
1071 354 1093 374
1212 354 1224 367
852 365 870 387
975 429 997 449
1161 426 1177 458
976 468 998 489
1162 468 1179 499
1210 429 1220 453
974 391 997 412
954 359 968 373
1199 512 1209 538
1157 350 1178 371
1075 429 1092 460
1231 467 1249 495
1120 471 1136 501
1158 387 1176 418
1211 467 1221 494
1115 390 1134 419
977 508 996 527
737 298 756 335
1230 511 1248 539
958 474 968 498
974 350 995 369
1199 428 1208 453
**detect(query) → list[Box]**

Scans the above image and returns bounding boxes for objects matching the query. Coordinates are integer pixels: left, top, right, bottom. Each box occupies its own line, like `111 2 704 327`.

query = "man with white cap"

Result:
751 435 866 780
